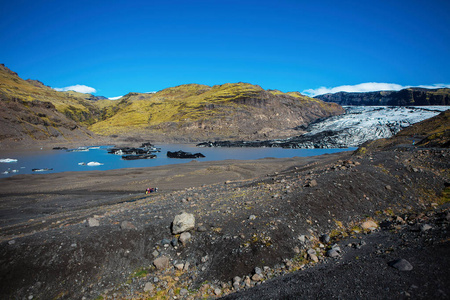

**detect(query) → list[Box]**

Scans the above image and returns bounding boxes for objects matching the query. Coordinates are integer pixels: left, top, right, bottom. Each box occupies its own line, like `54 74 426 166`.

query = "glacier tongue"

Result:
198 106 449 149
298 106 449 148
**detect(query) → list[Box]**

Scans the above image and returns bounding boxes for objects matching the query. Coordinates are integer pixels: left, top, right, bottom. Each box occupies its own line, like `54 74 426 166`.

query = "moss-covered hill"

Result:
0 64 104 145
0 64 343 144
89 83 344 141
0 64 103 124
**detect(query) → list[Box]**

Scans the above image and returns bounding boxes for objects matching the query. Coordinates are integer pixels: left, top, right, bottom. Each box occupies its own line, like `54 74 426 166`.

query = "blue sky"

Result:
1 0 449 98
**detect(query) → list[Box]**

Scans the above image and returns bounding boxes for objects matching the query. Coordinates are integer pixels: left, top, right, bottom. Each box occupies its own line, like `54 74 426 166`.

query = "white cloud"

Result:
303 82 450 97
54 84 97 94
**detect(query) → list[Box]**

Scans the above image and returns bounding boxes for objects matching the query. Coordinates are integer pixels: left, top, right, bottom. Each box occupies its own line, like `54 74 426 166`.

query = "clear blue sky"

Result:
1 0 449 98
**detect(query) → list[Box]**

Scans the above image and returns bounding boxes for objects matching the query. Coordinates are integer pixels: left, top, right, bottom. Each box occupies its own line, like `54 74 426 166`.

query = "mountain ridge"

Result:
315 87 450 106
90 82 344 141
0 64 344 145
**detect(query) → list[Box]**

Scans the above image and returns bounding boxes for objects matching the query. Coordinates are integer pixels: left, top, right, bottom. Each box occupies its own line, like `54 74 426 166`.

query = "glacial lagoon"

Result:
0 144 355 177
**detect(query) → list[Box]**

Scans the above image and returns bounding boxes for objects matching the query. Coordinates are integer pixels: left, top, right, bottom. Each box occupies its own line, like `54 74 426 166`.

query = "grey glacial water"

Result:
0 144 353 177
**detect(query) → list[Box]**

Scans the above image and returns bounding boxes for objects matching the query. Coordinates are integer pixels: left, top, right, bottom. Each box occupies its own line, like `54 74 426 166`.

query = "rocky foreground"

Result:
0 113 449 299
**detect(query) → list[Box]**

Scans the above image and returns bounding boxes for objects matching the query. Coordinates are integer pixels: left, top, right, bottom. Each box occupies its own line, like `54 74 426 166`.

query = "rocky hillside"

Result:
315 87 450 106
89 83 344 141
0 64 103 147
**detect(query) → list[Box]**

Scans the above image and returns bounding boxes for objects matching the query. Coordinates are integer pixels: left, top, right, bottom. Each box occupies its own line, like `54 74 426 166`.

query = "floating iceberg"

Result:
0 158 18 163
32 168 53 172
87 161 104 166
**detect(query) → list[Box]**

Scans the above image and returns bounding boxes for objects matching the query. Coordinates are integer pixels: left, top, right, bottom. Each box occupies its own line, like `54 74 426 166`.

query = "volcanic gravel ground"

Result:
0 147 449 299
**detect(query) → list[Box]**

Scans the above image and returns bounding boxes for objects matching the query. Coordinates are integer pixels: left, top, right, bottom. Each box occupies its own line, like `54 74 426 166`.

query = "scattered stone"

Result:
309 253 319 262
153 256 170 270
249 215 256 220
233 282 240 290
293 246 300 254
201 255 209 263
197 225 208 232
171 238 178 247
175 263 184 270
152 250 159 258
389 259 413 271
179 288 189 296
120 221 136 230
395 216 405 223
298 235 306 243
172 212 196 234
183 261 190 271
320 234 330 243
326 249 340 258
233 276 242 283
161 238 171 246
362 220 378 230
8 240 16 245
331 244 341 252
285 260 293 268
420 224 432 232
385 185 392 190
144 282 154 292
254 267 262 275
214 288 222 296
306 179 317 187
252 274 263 281
179 232 192 245
244 276 251 287
87 217 99 227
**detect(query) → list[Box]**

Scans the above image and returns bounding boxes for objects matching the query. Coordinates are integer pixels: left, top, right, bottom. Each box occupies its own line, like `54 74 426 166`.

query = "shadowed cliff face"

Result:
315 88 450 106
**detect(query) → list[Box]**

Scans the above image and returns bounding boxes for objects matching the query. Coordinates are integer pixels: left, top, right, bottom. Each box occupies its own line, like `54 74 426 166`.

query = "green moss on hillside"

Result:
0 64 101 125
89 82 343 139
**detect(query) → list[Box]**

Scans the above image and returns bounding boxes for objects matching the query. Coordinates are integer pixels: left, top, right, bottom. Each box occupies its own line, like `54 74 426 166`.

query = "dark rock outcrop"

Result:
167 150 205 158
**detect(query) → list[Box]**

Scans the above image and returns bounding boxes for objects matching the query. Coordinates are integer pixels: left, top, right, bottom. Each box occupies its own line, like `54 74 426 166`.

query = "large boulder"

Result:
172 212 195 234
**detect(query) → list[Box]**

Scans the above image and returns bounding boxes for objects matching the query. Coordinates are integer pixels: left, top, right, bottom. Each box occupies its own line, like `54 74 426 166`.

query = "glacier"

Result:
198 106 449 149
295 106 450 148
